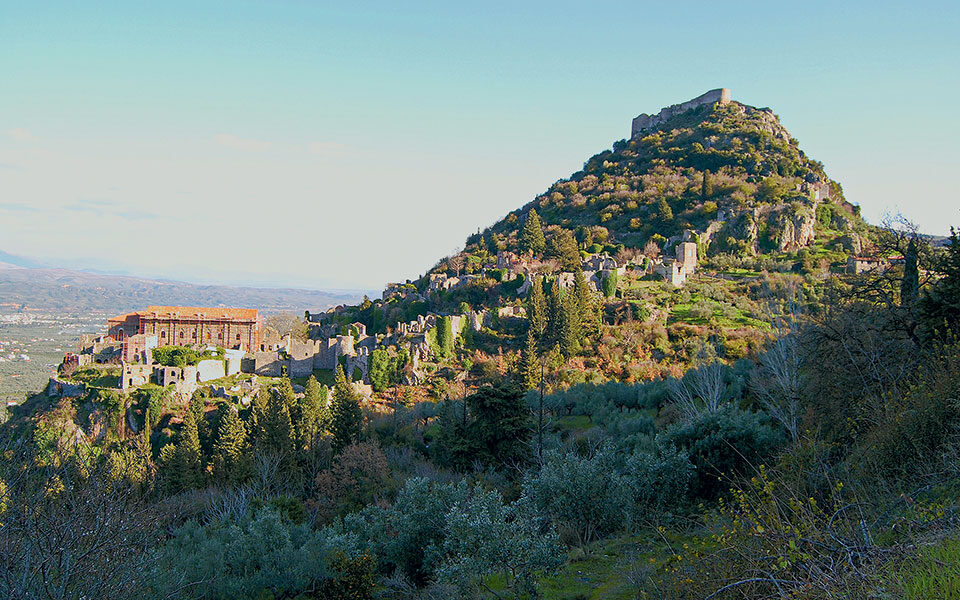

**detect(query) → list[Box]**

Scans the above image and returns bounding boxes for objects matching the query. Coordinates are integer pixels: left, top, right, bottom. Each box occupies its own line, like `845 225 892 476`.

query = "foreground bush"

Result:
147 507 367 599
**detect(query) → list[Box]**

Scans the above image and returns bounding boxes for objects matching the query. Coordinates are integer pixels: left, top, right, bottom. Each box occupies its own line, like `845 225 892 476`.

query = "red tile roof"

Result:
107 312 139 324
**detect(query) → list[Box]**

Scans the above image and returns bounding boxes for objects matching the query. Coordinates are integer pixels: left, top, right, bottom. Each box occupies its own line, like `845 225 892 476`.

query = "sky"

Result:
1 1 958 291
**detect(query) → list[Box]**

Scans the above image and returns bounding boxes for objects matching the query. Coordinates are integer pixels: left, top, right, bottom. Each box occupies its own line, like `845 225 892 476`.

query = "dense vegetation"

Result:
466 101 868 261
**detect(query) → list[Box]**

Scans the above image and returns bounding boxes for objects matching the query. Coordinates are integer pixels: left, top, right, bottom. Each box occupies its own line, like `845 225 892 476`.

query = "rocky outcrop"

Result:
775 208 816 251
837 232 865 255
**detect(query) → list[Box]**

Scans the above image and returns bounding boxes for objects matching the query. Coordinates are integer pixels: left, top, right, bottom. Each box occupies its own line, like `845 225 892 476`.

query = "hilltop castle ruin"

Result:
631 88 730 138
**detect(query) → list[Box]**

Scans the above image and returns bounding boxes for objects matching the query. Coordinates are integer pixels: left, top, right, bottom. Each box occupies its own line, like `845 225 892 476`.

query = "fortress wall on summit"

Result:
631 88 730 138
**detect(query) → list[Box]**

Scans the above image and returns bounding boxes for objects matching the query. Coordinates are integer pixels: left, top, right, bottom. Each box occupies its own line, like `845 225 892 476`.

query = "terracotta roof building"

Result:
108 305 261 351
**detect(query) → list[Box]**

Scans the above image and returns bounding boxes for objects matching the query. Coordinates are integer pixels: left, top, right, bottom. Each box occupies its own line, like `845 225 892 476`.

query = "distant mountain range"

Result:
0 251 363 314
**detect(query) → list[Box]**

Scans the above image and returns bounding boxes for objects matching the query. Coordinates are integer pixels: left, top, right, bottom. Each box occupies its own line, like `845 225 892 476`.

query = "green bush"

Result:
151 345 217 367
148 508 362 599
660 405 784 499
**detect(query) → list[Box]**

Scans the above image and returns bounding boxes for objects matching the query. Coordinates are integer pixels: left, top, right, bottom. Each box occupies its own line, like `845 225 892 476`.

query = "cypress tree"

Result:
435 316 455 358
157 443 179 494
519 329 542 390
520 209 546 256
249 387 270 440
558 289 580 357
901 237 920 307
486 233 500 256
368 349 391 392
188 391 212 458
548 228 581 271
330 365 363 453
160 409 204 494
656 198 674 223
573 267 600 337
257 387 295 457
601 270 619 298
920 228 960 337
527 276 547 341
212 405 250 485
546 280 564 350
294 375 328 448
179 408 204 488
701 170 713 199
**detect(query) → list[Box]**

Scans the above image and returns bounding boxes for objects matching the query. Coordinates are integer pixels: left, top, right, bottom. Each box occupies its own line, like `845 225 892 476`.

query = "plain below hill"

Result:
0 259 363 314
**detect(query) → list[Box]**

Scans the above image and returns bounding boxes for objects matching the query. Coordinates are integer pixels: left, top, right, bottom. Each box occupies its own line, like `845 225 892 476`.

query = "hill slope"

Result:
467 90 870 260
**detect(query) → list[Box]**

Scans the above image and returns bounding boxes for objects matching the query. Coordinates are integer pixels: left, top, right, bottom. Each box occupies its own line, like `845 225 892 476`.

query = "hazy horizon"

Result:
3 1 958 290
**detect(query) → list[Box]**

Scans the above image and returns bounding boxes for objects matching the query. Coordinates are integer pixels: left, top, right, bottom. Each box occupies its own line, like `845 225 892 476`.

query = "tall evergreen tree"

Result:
701 170 713 199
189 391 213 459
294 375 329 448
453 381 532 469
159 408 204 494
527 276 547 341
249 387 270 438
655 198 674 223
558 290 580 358
435 316 455 359
255 387 295 458
486 233 500 256
601 270 619 298
368 349 392 393
548 228 581 271
520 209 546 256
573 268 600 337
212 405 250 485
546 280 564 350
179 408 204 488
330 365 363 453
920 228 960 337
901 237 920 307
519 329 542 391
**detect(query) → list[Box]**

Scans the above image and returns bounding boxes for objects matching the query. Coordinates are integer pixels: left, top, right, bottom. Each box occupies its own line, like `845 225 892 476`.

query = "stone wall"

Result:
252 351 283 377
153 365 199 400
196 359 227 382
286 339 319 378
47 377 86 398
122 333 157 363
676 242 698 275
632 88 730 138
121 363 152 391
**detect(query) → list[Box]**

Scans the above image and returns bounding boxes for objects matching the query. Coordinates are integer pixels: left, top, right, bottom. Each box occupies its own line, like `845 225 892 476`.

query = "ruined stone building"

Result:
676 242 698 276
108 306 262 351
632 88 731 138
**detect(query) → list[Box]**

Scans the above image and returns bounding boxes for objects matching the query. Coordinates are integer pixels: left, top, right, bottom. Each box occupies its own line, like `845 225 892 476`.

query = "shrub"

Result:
313 442 391 521
521 447 634 549
660 405 783 499
626 445 695 513
148 508 360 599
152 345 203 367
601 270 618 298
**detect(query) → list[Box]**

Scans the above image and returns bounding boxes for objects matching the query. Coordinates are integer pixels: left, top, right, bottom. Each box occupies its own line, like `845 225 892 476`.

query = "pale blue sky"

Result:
1 1 958 290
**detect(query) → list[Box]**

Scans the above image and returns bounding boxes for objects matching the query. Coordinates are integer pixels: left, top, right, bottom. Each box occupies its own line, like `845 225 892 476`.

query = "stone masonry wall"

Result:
632 88 730 138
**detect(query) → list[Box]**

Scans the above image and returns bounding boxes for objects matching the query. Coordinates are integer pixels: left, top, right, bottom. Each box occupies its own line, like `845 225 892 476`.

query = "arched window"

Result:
161 331 166 339
218 333 223 340
192 331 197 339
179 331 184 339
236 333 241 341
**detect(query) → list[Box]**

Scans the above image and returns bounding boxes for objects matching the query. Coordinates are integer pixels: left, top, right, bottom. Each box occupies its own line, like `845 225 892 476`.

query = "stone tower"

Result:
677 242 698 276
